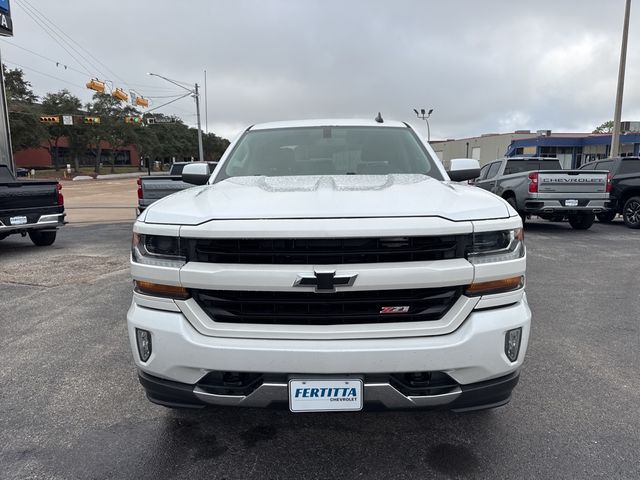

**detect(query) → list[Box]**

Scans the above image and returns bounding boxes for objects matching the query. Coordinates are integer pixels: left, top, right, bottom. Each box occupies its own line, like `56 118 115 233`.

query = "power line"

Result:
13 0 95 77
15 0 109 79
3 60 85 90
0 40 89 77
18 0 132 89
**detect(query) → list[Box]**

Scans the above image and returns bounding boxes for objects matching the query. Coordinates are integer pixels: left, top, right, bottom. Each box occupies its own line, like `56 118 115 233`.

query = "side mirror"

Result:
182 162 211 185
447 158 480 182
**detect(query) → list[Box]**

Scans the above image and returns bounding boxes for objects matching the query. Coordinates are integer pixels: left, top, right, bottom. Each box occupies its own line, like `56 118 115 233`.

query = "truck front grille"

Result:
185 235 471 265
191 287 463 325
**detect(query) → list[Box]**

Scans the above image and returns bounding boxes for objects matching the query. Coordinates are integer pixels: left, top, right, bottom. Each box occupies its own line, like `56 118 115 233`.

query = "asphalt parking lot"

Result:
0 219 638 479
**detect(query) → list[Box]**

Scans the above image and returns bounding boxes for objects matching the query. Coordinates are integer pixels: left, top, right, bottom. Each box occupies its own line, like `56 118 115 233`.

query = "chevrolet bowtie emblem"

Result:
294 270 358 292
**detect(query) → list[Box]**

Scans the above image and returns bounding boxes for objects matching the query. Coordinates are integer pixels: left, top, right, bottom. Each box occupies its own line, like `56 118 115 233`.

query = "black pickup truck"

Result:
580 156 640 228
0 165 65 245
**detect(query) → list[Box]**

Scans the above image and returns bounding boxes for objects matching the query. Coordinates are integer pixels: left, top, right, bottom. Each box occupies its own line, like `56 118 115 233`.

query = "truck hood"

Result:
143 174 510 225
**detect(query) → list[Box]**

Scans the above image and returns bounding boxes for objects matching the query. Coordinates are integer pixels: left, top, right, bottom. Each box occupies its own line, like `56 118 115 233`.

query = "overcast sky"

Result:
1 0 639 141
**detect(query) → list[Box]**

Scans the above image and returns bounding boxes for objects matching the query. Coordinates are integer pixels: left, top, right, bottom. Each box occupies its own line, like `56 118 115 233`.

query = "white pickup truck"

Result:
128 118 530 412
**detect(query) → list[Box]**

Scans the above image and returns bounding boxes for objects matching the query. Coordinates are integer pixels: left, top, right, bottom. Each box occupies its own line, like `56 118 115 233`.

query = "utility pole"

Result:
204 70 209 134
611 0 632 158
147 72 205 162
194 83 204 162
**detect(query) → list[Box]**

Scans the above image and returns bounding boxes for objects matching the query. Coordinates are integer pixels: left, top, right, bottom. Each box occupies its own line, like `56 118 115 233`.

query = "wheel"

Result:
597 211 617 223
28 230 57 246
568 213 595 230
622 196 640 229
506 197 526 225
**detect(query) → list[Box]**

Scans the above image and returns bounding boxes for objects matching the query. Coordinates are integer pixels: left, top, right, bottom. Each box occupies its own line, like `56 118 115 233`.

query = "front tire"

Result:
568 214 595 230
29 230 57 246
622 196 640 229
596 211 617 223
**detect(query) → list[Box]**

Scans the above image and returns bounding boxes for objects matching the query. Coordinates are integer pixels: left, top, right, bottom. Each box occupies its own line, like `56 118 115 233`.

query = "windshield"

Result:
504 159 562 174
216 126 443 181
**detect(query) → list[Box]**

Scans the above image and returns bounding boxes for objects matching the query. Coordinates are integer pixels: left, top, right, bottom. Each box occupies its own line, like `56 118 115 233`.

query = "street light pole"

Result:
610 0 632 158
413 108 434 142
147 72 205 162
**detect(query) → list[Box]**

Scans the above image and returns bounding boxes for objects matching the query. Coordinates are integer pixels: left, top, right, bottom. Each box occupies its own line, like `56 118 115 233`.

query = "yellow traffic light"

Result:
134 96 149 108
40 116 60 124
84 116 101 125
112 88 128 102
86 79 106 93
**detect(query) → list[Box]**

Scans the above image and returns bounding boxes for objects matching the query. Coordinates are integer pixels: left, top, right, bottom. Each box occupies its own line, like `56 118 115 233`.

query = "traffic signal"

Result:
134 96 149 108
125 116 143 124
84 116 101 125
112 88 128 102
40 116 60 124
86 79 106 93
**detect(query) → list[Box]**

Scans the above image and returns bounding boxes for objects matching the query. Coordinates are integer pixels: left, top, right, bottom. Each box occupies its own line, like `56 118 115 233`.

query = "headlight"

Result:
467 228 524 264
132 233 186 267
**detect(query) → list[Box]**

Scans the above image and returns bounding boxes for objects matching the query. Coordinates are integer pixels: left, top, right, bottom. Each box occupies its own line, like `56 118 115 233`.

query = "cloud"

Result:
3 0 639 140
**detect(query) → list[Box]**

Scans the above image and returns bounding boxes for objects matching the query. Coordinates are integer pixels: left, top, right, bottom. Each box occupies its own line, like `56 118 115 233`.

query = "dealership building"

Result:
431 122 640 169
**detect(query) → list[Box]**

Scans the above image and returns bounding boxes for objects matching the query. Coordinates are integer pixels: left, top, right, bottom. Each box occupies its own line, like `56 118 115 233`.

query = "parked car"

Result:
473 157 610 230
0 165 65 246
137 161 218 214
128 118 530 413
579 156 640 228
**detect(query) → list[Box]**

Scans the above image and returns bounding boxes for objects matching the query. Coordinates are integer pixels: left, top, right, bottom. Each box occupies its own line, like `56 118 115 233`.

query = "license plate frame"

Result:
289 378 363 413
9 215 28 225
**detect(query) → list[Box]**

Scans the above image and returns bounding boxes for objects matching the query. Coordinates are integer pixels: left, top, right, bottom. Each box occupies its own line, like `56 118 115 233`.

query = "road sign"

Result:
0 0 12 37
62 115 73 126
147 116 176 125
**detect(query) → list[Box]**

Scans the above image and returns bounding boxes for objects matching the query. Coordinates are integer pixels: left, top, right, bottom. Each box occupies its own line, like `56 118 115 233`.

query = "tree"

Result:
3 65 46 152
138 113 229 166
593 121 614 134
133 123 159 171
85 93 121 173
203 132 230 161
105 105 141 173
41 90 82 171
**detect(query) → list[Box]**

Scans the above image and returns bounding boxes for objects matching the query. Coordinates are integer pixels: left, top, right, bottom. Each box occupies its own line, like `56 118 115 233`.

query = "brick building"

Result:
14 137 140 168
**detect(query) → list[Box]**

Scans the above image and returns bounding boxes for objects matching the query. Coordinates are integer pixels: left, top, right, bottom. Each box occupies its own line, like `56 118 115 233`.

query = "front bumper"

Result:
127 295 531 410
138 369 520 412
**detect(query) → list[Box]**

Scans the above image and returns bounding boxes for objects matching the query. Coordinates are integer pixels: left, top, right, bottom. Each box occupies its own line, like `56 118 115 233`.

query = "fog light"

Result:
136 328 152 362
504 328 522 362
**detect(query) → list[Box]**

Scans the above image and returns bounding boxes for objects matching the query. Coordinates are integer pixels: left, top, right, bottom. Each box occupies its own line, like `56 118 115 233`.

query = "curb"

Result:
96 172 168 180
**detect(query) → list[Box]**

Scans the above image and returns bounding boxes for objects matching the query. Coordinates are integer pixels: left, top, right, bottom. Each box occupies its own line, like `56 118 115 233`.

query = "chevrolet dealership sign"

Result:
0 0 12 37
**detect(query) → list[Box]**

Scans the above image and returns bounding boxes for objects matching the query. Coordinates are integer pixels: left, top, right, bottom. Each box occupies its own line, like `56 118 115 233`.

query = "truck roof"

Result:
250 118 408 130
503 157 559 161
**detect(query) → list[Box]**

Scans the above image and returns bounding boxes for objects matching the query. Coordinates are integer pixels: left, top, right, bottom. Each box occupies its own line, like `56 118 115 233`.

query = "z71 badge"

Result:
380 306 410 314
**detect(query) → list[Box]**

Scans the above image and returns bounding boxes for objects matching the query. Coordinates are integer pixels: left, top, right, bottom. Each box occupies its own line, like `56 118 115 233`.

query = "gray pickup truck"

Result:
473 157 609 230
137 161 218 214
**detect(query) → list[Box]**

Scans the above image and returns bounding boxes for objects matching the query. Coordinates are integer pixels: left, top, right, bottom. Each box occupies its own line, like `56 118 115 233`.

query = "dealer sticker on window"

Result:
289 378 363 412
